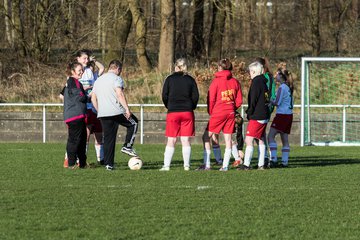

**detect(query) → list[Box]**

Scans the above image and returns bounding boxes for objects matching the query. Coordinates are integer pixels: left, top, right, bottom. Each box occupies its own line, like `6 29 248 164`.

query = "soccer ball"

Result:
128 157 143 170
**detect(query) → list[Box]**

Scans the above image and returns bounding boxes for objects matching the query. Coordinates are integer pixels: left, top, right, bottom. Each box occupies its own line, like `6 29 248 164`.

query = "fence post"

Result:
43 104 46 143
342 105 346 142
140 104 144 144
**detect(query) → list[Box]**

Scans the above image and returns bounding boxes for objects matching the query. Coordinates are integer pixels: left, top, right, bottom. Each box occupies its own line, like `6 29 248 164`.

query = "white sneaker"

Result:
159 166 170 171
184 166 190 171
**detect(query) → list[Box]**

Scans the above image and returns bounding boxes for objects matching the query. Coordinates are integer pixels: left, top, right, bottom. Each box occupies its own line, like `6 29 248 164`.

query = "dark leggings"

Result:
66 119 87 167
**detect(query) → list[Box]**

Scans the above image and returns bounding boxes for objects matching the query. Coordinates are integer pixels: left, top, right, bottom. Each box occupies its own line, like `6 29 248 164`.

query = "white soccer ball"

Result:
128 157 143 170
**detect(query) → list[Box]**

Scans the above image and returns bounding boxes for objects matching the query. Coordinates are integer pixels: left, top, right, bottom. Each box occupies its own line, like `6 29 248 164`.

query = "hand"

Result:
89 55 96 62
124 109 131 119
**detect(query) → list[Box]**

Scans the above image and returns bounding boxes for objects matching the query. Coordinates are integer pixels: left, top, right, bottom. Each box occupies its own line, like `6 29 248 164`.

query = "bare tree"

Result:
3 0 13 47
158 0 176 73
127 0 152 73
331 0 353 53
208 0 227 61
106 0 132 63
309 0 321 56
192 0 205 59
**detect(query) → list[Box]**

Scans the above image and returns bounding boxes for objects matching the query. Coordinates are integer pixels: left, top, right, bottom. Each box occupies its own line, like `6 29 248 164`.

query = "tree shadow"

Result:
284 155 360 168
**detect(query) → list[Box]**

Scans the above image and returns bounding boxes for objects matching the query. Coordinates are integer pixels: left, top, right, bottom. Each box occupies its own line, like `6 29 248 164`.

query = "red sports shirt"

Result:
207 70 242 116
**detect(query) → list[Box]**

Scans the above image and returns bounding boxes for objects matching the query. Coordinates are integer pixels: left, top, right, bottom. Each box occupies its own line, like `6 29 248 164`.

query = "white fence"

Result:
1 103 359 145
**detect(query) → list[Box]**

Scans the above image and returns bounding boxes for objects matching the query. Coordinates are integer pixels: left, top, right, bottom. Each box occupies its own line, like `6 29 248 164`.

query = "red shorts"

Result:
85 109 102 133
246 120 267 139
165 112 195 137
208 112 235 134
271 114 293 134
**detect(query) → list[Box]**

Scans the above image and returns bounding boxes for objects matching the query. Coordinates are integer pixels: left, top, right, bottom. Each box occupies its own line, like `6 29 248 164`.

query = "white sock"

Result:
258 144 265 167
231 144 240 160
212 144 222 162
222 148 232 168
265 145 269 159
203 149 211 168
95 144 103 161
163 146 175 168
182 146 191 168
244 146 254 167
282 146 290 165
85 144 88 155
269 142 277 162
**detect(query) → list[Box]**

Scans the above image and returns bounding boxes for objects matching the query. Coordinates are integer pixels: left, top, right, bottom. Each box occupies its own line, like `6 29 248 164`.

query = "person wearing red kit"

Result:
202 58 243 171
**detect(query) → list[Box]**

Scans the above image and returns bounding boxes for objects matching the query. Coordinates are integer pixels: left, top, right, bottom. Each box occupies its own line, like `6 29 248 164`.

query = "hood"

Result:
214 70 232 80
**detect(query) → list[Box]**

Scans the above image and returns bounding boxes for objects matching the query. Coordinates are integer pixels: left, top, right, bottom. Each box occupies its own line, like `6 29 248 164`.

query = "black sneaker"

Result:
279 163 288 168
98 160 105 166
237 165 251 171
121 147 138 157
270 161 278 168
264 157 270 168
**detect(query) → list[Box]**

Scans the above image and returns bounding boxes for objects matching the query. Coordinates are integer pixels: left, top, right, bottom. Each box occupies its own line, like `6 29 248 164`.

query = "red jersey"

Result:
207 70 242 116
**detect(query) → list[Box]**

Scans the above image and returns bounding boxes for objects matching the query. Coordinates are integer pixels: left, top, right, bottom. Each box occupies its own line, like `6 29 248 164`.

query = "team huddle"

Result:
61 50 294 171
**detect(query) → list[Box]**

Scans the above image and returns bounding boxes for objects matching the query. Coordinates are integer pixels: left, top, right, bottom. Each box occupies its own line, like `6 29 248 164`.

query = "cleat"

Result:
237 165 251 171
279 163 288 168
159 166 170 171
264 157 270 168
98 160 105 165
219 167 228 172
63 158 68 168
232 160 242 168
105 165 114 171
215 159 223 165
195 165 211 171
270 161 278 168
184 166 190 171
257 165 266 170
121 147 138 157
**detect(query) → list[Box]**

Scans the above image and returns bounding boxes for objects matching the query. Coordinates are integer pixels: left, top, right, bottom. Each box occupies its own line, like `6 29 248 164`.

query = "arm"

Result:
115 87 131 119
91 92 98 112
95 61 105 76
207 80 217 115
272 86 283 106
246 81 260 118
191 79 199 110
235 83 243 109
162 77 169 108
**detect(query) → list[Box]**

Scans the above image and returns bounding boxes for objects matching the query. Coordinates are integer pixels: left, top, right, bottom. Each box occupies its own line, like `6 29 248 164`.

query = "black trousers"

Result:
236 123 244 151
66 119 87 167
100 114 138 166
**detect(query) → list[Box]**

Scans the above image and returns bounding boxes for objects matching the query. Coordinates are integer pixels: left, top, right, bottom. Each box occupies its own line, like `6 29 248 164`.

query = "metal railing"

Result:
1 103 359 145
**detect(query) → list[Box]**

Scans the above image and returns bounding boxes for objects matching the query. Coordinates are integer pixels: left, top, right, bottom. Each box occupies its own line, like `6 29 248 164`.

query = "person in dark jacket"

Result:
241 61 270 170
63 62 88 169
159 58 199 171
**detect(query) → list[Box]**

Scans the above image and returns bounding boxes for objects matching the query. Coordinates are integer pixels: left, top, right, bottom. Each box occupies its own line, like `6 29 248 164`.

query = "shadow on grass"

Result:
140 158 216 170
288 156 360 168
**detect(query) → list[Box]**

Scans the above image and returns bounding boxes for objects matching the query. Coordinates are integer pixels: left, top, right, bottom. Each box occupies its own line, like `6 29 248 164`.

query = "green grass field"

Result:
1 143 360 240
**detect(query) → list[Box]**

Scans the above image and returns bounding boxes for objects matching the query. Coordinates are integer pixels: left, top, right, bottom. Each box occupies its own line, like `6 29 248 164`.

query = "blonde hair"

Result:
249 61 263 76
174 58 188 72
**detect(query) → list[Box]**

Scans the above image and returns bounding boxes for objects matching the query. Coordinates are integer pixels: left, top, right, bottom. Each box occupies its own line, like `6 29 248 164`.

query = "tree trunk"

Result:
4 0 13 47
108 1 132 63
192 0 205 59
208 0 227 61
158 0 176 73
127 0 152 73
309 0 321 56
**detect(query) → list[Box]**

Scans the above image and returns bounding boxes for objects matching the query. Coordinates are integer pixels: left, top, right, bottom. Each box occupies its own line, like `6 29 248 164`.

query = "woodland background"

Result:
0 0 359 104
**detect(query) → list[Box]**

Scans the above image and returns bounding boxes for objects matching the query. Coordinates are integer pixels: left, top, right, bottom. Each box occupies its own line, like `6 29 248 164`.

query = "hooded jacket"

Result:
162 72 199 113
246 74 270 120
63 77 87 123
207 70 242 116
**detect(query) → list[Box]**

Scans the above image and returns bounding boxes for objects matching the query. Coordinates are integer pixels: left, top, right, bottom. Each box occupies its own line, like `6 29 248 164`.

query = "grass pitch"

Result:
1 143 360 239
